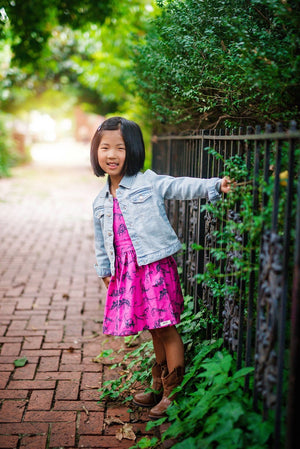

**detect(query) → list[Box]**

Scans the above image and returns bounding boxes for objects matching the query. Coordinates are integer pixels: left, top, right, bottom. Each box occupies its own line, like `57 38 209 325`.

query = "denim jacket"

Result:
93 169 221 277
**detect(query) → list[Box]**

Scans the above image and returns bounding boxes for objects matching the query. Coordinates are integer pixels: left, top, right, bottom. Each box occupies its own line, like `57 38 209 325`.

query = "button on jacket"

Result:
93 169 222 277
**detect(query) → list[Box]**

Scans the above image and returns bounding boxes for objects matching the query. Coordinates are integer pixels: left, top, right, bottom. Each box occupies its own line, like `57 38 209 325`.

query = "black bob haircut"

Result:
90 116 145 177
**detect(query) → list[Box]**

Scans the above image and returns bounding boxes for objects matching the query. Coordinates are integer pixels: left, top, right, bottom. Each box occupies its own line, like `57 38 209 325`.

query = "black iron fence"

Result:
152 123 300 449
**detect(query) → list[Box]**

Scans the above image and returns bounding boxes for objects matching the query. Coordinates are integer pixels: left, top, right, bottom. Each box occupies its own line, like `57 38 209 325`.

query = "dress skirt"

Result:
103 198 184 336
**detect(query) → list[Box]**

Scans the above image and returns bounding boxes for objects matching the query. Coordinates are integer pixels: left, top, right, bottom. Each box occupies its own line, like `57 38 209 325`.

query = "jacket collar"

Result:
98 173 139 199
119 173 138 189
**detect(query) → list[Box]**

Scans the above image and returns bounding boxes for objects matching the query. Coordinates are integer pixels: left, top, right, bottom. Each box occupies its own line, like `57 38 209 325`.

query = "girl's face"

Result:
97 129 126 182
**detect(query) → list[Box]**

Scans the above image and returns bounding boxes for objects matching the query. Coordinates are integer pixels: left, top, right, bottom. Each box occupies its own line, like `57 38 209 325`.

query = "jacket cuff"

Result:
94 264 111 278
207 178 222 204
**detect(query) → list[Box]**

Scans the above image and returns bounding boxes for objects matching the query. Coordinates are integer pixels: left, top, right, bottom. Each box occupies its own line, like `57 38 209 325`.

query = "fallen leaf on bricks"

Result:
82 405 89 416
104 417 124 426
115 423 136 441
14 357 28 367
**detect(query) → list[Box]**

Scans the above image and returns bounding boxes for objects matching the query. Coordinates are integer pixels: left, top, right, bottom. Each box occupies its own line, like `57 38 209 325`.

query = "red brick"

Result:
36 371 81 381
43 329 64 343
0 390 28 399
106 406 131 423
81 372 101 390
0 355 39 365
16 298 35 310
83 341 102 357
20 350 60 357
0 325 7 337
6 330 44 337
78 436 136 448
5 287 23 297
60 349 81 365
80 389 101 401
13 363 37 380
0 337 23 344
22 336 43 350
0 372 10 389
20 434 47 449
60 363 94 372
0 399 26 422
0 343 21 356
23 411 76 422
56 380 79 400
7 380 55 390
82 357 103 371
49 421 76 447
38 356 60 372
35 297 51 307
0 422 48 435
79 411 104 435
53 400 103 411
0 435 19 448
27 390 54 411
42 342 80 350
48 309 65 320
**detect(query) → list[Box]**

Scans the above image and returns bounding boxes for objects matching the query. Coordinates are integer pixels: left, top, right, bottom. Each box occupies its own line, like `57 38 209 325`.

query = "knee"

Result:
155 325 176 341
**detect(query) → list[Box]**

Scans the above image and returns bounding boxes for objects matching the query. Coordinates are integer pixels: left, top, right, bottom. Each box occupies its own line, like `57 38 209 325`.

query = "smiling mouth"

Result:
107 162 119 168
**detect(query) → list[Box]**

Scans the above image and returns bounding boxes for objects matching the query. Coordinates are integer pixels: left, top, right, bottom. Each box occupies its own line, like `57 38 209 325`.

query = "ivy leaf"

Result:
14 357 28 367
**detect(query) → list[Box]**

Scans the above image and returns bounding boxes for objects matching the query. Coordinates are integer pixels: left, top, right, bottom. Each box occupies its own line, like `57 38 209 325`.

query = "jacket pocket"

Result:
94 206 104 220
129 187 153 203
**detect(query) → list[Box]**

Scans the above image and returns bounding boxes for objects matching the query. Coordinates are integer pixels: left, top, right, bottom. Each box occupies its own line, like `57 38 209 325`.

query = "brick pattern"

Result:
0 164 154 449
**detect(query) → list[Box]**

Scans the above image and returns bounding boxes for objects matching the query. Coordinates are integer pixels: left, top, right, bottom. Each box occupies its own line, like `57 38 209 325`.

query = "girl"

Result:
91 117 231 419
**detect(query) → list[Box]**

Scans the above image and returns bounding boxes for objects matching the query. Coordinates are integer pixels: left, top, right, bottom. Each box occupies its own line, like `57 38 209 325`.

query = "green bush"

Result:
0 114 14 177
133 0 300 130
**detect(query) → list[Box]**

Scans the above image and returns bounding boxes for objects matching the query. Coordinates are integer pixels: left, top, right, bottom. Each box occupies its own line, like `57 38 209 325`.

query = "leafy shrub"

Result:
133 0 300 130
151 345 273 449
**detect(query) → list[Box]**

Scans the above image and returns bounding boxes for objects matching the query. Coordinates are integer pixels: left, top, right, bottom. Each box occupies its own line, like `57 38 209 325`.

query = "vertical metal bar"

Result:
244 125 261 381
286 156 300 449
272 124 283 232
274 124 296 449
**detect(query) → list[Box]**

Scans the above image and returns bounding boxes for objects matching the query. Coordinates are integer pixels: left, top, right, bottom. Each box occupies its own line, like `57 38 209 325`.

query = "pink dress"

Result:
103 198 184 336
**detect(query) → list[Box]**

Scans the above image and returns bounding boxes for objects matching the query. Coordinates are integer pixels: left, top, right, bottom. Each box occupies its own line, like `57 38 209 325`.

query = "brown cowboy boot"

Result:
133 362 165 407
148 366 184 419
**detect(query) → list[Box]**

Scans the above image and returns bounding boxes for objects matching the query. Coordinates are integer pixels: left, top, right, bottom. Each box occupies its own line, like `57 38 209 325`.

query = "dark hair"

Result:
90 116 145 177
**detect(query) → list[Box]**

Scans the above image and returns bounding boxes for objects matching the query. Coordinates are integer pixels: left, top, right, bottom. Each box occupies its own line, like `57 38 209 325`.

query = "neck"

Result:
109 175 122 197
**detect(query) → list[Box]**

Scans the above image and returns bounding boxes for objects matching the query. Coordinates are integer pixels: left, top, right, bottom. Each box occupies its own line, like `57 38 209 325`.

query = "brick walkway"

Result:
0 147 152 449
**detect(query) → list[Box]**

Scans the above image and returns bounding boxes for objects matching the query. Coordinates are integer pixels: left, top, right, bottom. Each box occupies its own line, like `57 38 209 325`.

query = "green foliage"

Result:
0 0 115 65
133 0 300 130
0 1 153 165
156 349 273 449
0 113 18 177
97 339 155 403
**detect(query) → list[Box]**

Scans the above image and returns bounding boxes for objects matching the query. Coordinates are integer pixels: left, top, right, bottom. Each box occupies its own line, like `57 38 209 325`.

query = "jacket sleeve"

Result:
147 170 222 203
93 211 111 278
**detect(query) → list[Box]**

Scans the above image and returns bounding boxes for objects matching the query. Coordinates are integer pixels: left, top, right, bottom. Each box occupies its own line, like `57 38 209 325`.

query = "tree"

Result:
0 0 115 66
0 1 154 119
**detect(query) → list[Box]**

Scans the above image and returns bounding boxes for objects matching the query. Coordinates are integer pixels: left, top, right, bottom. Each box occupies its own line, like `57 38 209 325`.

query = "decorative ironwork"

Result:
185 199 199 284
152 125 300 447
255 230 283 409
223 210 243 352
202 208 218 310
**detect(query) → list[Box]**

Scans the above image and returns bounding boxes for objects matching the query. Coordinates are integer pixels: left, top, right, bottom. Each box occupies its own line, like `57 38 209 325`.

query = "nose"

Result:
107 148 118 159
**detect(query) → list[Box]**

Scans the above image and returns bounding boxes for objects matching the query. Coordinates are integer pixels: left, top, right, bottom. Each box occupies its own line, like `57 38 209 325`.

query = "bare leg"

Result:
149 329 166 365
150 326 184 372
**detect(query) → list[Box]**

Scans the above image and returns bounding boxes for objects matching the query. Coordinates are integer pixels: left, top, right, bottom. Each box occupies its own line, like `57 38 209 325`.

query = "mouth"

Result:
107 162 119 169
